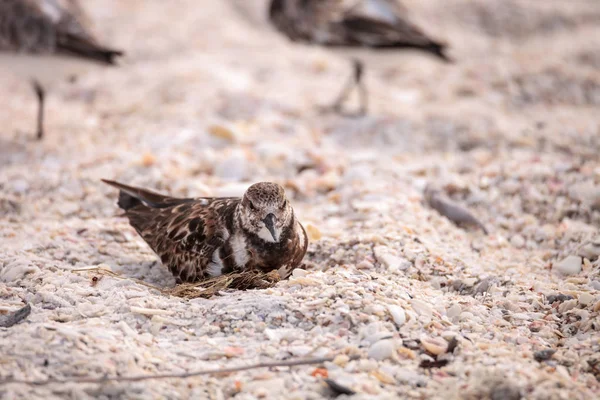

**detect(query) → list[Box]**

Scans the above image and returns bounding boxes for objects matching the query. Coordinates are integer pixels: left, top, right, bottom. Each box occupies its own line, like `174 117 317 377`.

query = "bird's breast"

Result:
228 233 251 268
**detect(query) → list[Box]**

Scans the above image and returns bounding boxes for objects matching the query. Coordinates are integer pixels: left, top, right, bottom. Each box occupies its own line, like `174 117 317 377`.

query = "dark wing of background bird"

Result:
0 0 121 64
269 0 341 43
271 0 449 60
103 180 237 282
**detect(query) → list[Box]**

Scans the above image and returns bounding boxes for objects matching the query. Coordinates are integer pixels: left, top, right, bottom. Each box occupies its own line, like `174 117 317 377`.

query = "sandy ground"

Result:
1 0 600 398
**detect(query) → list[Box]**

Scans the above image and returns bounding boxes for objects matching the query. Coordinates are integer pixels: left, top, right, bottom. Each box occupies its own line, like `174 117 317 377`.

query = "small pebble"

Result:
387 305 406 327
459 311 474 321
410 299 433 318
558 299 578 313
305 224 322 241
490 383 521 400
420 336 448 356
374 248 411 271
473 277 494 295
368 339 395 361
510 235 525 248
578 240 600 261
11 179 29 194
546 293 574 304
447 304 462 320
357 260 374 270
292 269 308 278
533 349 556 362
288 345 312 356
578 292 595 306
553 256 582 276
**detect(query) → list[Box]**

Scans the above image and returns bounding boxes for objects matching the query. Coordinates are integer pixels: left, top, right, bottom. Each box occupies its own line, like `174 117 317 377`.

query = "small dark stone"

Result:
490 383 521 400
473 277 494 295
324 379 356 396
446 336 459 354
0 198 21 216
452 280 465 292
419 359 449 369
534 348 556 362
546 293 574 304
403 339 421 350
0 304 31 328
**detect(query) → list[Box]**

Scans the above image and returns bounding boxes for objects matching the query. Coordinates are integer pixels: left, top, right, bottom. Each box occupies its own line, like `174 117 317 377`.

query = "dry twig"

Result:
0 355 354 386
164 270 281 299
71 267 281 299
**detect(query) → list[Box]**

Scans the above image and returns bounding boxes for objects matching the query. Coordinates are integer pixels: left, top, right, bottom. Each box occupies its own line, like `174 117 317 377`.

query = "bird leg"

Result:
354 59 368 116
321 59 367 116
32 81 45 140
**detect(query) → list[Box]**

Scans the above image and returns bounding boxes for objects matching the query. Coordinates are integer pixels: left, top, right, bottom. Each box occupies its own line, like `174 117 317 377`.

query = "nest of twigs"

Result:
163 270 282 299
72 266 282 300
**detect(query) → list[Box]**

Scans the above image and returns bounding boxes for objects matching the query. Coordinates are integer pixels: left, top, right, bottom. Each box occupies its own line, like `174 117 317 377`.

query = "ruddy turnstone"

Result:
0 0 123 139
268 0 451 115
103 180 309 283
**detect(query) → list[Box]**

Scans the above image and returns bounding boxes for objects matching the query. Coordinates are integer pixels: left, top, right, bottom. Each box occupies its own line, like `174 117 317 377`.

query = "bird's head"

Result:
239 182 293 243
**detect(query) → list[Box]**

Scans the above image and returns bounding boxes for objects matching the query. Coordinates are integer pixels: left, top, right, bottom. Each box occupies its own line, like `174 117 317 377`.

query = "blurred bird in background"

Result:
0 0 123 140
268 0 451 115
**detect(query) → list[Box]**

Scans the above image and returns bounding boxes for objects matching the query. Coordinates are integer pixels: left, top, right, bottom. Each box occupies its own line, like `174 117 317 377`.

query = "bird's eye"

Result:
248 202 258 211
280 200 287 210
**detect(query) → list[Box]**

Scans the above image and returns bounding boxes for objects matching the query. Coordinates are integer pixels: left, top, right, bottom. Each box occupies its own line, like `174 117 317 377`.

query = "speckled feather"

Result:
269 0 450 60
103 180 308 283
0 0 122 63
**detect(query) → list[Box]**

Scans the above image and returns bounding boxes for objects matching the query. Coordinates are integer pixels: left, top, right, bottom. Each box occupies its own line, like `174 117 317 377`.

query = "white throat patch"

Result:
257 225 279 243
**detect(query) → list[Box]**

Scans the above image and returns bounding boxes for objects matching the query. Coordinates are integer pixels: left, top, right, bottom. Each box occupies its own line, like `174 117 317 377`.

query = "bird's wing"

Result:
270 0 449 59
115 188 239 282
0 0 122 63
340 0 439 47
0 0 54 52
269 0 345 44
141 199 238 282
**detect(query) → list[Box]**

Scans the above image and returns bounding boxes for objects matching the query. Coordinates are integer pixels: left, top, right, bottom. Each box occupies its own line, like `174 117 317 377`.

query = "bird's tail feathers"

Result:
117 190 142 211
427 41 453 63
102 179 193 210
102 179 163 210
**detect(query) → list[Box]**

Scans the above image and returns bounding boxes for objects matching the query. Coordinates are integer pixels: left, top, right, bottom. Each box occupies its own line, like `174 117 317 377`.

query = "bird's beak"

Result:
263 213 278 241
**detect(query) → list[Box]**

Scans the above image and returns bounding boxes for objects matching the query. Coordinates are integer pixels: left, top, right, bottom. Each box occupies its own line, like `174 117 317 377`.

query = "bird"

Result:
102 180 309 283
268 0 451 115
0 0 123 140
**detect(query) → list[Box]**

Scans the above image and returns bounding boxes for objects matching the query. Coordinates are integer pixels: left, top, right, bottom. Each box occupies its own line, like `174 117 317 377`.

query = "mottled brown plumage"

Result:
0 0 123 139
268 0 451 114
103 180 308 283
